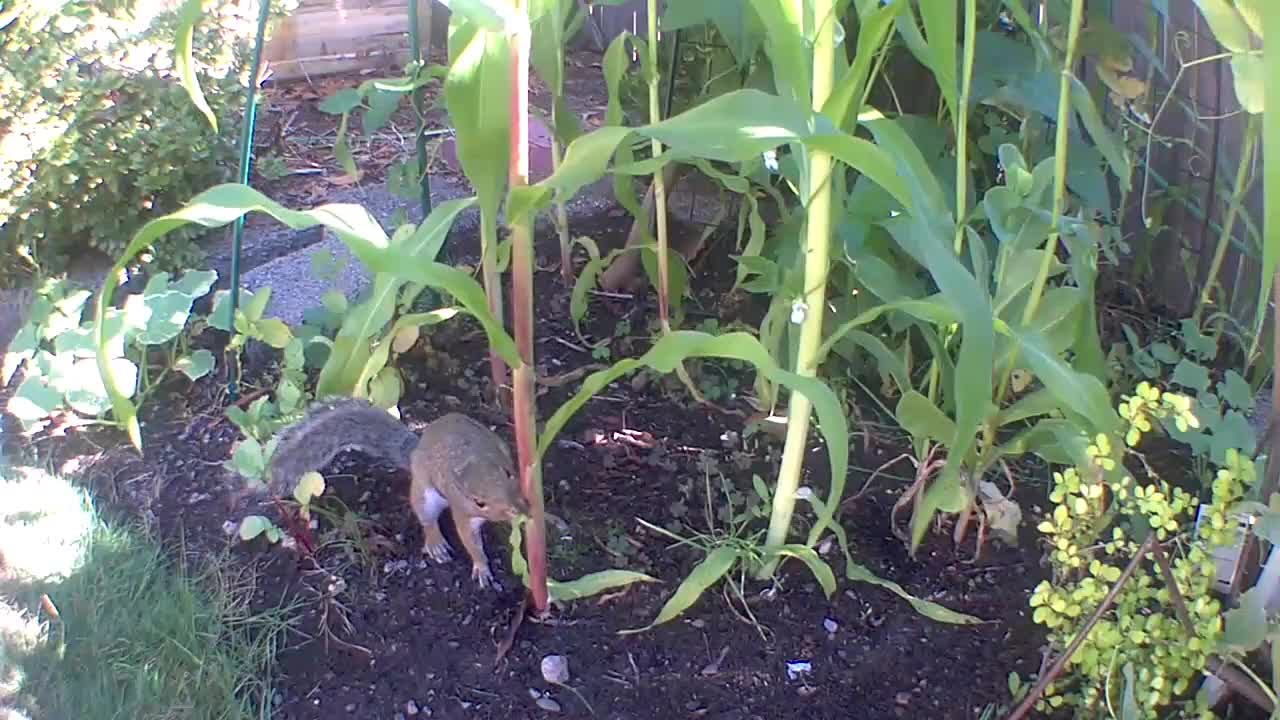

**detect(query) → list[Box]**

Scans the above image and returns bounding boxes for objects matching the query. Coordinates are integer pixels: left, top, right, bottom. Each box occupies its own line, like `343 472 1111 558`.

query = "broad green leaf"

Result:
316 197 480 397
95 185 511 450
441 0 529 33
1223 370 1255 410
621 545 740 633
830 329 911 397
824 1 903 129
916 0 958 116
1003 325 1119 433
228 437 267 480
319 88 363 114
444 14 512 231
529 0 570 97
549 569 658 603
537 331 849 545
362 87 404 134
175 349 215 381
65 357 137 417
132 270 217 345
175 0 217 131
1222 586 1268 653
1172 359 1213 394
896 391 957 445
996 388 1062 427
1229 53 1264 114
8 376 63 428
745 0 809 106
510 91 913 220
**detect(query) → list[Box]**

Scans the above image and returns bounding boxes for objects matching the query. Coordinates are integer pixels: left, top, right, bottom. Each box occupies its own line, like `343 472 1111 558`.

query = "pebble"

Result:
541 654 571 684
344 703 356 712
406 700 420 715
822 617 838 634
535 696 562 712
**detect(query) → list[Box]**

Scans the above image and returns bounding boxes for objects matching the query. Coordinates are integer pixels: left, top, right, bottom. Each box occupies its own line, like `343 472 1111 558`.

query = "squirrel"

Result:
261 398 529 588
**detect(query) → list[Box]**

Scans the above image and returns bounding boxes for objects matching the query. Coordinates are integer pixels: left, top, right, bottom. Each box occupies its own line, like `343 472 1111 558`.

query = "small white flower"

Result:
790 298 808 324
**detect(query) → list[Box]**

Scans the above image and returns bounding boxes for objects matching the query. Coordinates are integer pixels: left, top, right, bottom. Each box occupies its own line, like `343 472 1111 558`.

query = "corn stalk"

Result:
758 0 837 578
507 0 548 612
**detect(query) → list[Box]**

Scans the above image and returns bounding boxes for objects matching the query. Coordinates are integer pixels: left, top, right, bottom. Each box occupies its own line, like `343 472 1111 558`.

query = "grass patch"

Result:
0 464 295 720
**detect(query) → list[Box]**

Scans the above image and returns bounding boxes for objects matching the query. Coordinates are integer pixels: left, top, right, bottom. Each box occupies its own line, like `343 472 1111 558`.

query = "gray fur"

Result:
266 398 418 495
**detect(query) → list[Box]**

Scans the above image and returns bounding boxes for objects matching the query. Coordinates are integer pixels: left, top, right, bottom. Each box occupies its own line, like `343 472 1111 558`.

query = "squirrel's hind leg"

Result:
412 486 453 564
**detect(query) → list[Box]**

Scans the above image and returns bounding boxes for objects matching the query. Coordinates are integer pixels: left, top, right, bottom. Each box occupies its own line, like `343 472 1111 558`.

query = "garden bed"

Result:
21 206 1048 720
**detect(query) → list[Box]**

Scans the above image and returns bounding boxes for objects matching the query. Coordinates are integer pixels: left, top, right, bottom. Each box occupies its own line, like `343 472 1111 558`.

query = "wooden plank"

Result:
264 0 436 80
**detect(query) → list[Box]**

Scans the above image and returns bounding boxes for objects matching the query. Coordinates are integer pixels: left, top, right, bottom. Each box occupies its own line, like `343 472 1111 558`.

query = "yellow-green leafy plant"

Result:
1029 382 1251 717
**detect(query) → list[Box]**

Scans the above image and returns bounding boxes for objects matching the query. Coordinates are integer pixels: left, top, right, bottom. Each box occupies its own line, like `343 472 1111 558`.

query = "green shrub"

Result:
0 0 293 285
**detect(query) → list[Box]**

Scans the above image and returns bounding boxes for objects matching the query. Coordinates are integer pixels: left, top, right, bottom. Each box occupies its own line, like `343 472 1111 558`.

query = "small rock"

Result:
406 699 420 715
344 703 356 712
895 692 912 707
541 654 571 684
535 696 562 712
822 617 838 634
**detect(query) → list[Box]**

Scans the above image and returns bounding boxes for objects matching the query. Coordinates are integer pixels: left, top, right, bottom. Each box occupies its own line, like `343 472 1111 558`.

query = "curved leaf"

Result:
768 544 837 598
175 0 217 132
549 570 658 603
621 545 740 633
95 185 511 450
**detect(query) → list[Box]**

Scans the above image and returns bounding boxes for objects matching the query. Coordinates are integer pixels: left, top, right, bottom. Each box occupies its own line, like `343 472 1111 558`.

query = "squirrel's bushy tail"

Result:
266 398 419 496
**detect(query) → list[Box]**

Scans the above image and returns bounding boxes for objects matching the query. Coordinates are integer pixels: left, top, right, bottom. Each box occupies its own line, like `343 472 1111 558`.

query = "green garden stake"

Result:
225 0 273 399
408 0 433 218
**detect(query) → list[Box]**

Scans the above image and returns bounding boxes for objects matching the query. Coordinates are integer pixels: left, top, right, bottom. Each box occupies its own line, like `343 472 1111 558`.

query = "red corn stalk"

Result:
508 0 549 613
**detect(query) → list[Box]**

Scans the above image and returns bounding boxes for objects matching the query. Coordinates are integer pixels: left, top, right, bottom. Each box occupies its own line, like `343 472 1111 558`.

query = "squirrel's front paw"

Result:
472 562 500 591
422 540 452 564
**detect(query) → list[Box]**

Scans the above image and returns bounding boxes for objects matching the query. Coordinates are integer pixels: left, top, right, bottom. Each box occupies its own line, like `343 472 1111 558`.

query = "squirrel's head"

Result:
457 456 529 522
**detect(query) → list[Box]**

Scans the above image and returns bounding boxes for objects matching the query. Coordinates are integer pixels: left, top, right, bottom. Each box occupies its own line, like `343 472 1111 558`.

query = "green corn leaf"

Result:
896 391 958 445
621 545 740 633
174 0 217 132
95 185 512 450
1001 324 1120 433
549 570 658 603
509 90 913 222
316 197 478 397
824 0 903 129
1256 3 1279 344
767 544 837 598
444 12 513 230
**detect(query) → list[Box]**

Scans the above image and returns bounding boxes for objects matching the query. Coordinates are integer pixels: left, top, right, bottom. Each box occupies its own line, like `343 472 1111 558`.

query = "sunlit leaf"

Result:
621 545 740 633
174 0 217 131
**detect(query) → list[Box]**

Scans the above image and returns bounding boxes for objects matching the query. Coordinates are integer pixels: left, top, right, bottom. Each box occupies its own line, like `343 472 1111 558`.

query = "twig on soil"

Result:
538 363 608 388
493 591 528 670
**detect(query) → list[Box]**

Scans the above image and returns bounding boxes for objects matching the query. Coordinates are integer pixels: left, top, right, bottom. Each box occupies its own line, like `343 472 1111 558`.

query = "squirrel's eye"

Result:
473 498 488 509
